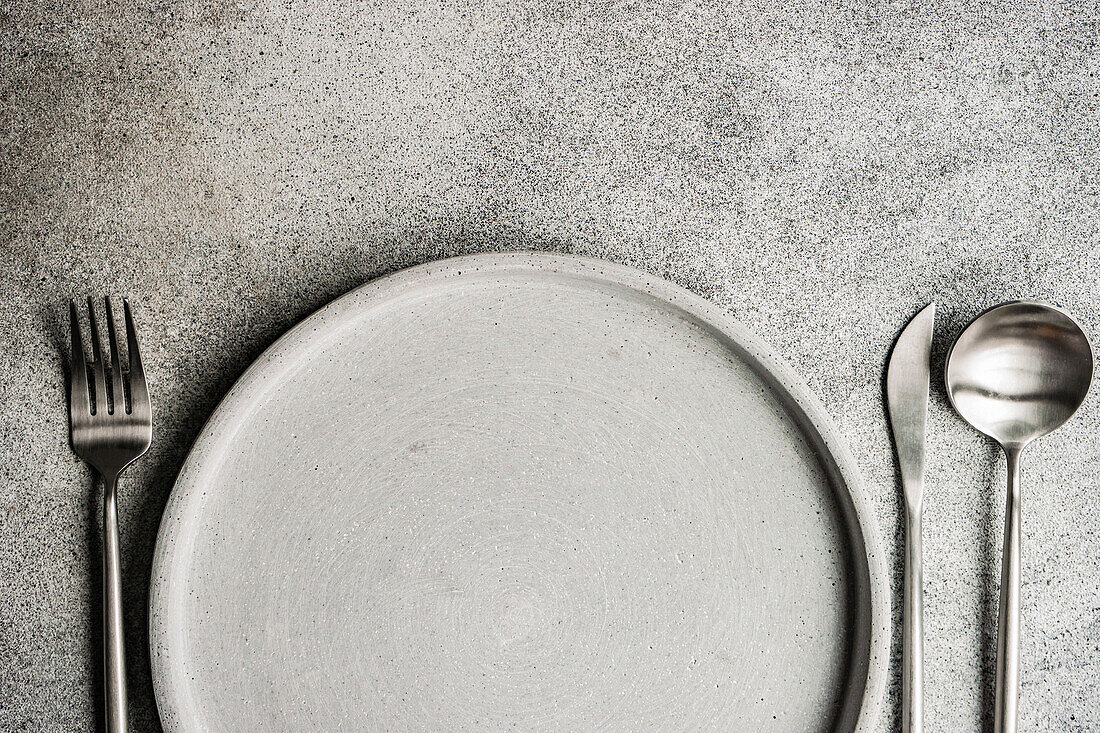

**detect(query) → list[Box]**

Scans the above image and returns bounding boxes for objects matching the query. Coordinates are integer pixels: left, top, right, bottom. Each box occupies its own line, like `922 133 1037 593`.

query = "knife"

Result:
886 302 935 733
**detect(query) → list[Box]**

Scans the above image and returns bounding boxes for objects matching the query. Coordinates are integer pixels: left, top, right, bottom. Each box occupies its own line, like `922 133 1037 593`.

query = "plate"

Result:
150 253 887 731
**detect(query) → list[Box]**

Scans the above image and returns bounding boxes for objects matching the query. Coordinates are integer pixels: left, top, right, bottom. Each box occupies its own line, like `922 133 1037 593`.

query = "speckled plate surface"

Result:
149 252 887 731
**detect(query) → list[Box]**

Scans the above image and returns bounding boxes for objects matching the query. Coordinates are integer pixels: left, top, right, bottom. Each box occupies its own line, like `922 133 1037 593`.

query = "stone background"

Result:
2 0 1098 729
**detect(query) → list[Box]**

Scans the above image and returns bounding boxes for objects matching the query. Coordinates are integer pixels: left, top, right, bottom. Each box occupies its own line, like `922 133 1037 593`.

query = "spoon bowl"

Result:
945 301 1093 450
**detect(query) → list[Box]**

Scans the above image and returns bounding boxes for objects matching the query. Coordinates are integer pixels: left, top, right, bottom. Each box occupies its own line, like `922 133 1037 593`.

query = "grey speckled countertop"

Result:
2 1 1098 730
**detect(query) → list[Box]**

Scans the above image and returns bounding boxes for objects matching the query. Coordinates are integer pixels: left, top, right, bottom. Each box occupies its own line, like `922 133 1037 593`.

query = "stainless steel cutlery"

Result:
886 302 935 733
67 297 152 733
889 299 1093 733
945 302 1092 733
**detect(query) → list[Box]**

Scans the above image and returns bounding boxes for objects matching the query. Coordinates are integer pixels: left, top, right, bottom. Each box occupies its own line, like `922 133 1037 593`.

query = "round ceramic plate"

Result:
150 253 887 731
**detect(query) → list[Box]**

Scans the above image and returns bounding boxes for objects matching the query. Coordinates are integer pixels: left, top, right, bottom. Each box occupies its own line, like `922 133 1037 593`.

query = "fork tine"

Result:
123 299 150 416
69 300 91 418
86 297 108 416
104 297 125 414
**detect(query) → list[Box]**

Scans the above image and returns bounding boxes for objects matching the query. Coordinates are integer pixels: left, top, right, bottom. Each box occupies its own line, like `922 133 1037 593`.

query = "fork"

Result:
68 297 152 733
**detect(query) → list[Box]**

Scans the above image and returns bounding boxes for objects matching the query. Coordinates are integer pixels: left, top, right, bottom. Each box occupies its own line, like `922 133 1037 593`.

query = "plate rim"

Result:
149 251 889 731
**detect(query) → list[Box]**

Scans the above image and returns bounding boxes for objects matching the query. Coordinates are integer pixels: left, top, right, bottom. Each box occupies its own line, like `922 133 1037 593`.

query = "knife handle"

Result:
902 507 924 733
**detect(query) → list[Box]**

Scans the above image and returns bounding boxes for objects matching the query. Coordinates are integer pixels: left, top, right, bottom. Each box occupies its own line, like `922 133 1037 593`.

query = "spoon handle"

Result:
994 449 1022 733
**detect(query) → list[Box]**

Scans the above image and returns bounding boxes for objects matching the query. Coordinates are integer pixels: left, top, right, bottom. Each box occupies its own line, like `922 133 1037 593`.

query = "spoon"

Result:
945 301 1093 733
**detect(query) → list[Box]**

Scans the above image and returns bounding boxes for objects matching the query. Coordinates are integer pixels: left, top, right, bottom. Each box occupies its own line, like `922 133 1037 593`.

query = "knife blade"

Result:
888 302 935 507
886 301 935 733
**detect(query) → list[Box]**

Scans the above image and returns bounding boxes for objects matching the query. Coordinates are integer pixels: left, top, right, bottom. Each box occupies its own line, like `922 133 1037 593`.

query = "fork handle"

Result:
103 474 129 733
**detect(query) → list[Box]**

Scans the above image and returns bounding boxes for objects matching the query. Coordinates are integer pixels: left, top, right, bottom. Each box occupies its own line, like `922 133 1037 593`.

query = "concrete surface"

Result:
1 0 1098 730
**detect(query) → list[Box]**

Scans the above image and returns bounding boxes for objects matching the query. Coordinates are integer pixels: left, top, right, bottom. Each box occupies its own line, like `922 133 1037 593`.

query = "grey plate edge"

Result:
148 251 890 732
